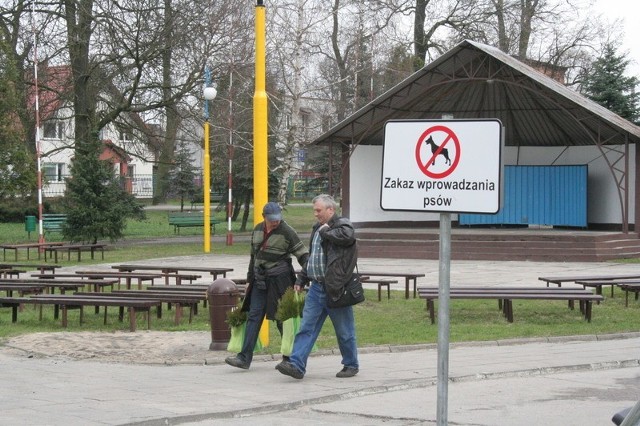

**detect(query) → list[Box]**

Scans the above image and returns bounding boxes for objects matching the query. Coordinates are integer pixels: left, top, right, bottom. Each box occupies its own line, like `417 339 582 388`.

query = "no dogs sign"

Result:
381 119 503 213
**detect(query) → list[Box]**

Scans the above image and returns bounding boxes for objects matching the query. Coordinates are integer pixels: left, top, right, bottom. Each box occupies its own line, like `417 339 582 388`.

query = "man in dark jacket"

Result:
225 202 308 370
275 194 359 380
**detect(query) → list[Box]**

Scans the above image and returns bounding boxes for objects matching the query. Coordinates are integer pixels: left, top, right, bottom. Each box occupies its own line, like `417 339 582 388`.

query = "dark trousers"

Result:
237 284 283 365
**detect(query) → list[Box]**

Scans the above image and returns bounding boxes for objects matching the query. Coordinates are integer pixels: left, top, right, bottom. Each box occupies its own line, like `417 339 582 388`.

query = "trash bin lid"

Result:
208 278 238 294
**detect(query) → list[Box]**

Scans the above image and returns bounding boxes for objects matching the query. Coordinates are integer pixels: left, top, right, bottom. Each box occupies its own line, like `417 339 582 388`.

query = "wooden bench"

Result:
113 264 234 284
0 283 46 297
0 243 65 261
357 271 425 299
0 263 60 273
42 213 67 233
417 286 604 323
44 243 107 263
361 277 397 301
615 282 640 307
1 278 117 293
190 192 224 210
32 272 159 290
24 294 161 331
0 268 25 279
73 271 162 290
74 291 204 325
539 274 640 287
167 212 220 234
0 297 27 322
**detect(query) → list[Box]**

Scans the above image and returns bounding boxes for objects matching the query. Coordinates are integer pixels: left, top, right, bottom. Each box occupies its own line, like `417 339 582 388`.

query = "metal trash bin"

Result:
25 216 36 238
207 278 239 350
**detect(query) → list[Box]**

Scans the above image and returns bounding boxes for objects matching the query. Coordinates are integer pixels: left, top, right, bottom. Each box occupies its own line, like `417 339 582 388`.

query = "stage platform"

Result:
356 226 640 262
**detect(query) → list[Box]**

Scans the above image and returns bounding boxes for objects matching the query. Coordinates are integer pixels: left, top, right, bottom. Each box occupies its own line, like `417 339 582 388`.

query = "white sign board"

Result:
381 119 502 213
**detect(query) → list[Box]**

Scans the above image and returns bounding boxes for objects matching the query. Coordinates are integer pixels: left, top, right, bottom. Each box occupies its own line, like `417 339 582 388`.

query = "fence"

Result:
43 174 154 199
42 174 326 200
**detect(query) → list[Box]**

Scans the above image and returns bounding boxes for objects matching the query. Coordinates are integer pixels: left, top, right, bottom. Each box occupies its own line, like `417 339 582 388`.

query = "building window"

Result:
301 111 310 129
43 163 65 182
119 130 133 142
43 121 64 140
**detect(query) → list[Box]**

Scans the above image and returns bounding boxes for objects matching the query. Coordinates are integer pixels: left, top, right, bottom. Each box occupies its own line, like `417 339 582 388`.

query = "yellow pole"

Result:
254 0 269 345
203 120 211 253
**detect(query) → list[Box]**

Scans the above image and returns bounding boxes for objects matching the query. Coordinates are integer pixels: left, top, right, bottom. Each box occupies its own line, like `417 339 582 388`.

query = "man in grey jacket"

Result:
275 194 359 380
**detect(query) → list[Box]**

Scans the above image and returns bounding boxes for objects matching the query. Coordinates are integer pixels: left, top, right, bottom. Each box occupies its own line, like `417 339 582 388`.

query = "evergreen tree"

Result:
582 44 640 124
62 136 144 243
169 142 198 212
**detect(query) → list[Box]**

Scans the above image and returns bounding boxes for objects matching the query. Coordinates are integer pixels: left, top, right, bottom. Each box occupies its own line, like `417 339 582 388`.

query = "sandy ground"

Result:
0 331 226 365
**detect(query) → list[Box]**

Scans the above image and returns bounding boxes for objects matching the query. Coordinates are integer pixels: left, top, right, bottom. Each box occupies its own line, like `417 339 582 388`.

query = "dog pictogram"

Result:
424 135 451 166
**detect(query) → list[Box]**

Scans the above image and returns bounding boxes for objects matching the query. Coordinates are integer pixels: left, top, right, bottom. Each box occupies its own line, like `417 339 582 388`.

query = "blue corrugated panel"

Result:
460 165 587 227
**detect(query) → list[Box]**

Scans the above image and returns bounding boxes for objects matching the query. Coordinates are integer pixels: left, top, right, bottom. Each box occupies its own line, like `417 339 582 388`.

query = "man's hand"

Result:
294 284 303 292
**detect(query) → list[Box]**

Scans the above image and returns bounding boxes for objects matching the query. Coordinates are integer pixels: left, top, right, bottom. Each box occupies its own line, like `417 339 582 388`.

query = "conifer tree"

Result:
62 135 144 243
582 43 640 124
169 142 198 212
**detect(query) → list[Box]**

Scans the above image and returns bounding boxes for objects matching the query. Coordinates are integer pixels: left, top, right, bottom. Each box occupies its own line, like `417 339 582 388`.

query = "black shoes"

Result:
275 360 304 379
225 356 250 370
336 366 359 378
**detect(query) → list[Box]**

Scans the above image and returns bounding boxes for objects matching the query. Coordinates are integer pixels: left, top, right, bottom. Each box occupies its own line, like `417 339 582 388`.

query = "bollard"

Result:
207 278 239 350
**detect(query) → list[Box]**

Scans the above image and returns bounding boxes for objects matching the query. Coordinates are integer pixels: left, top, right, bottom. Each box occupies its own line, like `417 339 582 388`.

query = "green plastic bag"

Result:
280 316 300 356
226 322 263 353
280 315 317 356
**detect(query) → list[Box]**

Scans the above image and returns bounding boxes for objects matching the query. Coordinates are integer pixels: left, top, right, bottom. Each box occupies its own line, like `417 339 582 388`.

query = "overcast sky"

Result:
593 0 640 76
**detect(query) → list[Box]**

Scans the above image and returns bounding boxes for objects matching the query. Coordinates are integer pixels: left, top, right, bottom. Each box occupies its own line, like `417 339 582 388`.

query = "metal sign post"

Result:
380 119 502 425
436 212 451 425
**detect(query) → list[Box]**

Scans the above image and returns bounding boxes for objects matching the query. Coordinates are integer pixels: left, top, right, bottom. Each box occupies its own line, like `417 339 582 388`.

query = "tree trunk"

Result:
413 0 427 71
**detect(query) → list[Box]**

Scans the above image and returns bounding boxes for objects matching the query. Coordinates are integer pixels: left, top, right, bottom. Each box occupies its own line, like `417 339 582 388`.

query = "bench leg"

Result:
62 306 68 327
505 299 514 322
103 306 108 325
427 299 435 324
175 303 182 325
378 284 382 302
129 307 137 332
585 301 592 322
11 305 18 322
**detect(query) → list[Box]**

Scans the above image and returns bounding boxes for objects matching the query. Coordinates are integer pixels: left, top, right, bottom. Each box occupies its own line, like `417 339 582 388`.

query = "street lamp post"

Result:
203 69 217 253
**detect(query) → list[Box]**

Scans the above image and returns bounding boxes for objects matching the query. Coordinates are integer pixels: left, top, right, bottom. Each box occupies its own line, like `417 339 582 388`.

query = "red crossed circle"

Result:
415 125 461 179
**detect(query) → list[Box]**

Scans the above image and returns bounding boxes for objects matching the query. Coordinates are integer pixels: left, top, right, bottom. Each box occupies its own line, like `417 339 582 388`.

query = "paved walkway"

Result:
2 255 640 425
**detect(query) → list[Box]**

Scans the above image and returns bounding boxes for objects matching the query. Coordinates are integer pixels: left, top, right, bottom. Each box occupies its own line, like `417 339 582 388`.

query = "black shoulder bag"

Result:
327 266 365 309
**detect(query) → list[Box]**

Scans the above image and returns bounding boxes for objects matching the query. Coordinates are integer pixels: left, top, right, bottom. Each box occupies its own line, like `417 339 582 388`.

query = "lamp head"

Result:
203 86 217 101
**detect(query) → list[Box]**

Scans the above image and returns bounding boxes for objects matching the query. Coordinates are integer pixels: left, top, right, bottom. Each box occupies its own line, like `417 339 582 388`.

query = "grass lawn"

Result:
0 203 639 350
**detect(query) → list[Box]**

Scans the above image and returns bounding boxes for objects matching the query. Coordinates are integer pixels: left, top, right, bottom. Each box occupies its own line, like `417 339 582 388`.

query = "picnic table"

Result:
74 290 205 325
417 286 604 323
0 242 65 261
112 264 234 285
0 263 60 274
1 278 117 293
357 271 426 299
0 268 25 279
616 282 640 307
44 244 107 263
22 294 160 331
0 297 26 322
0 283 46 297
538 274 640 287
31 272 162 290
